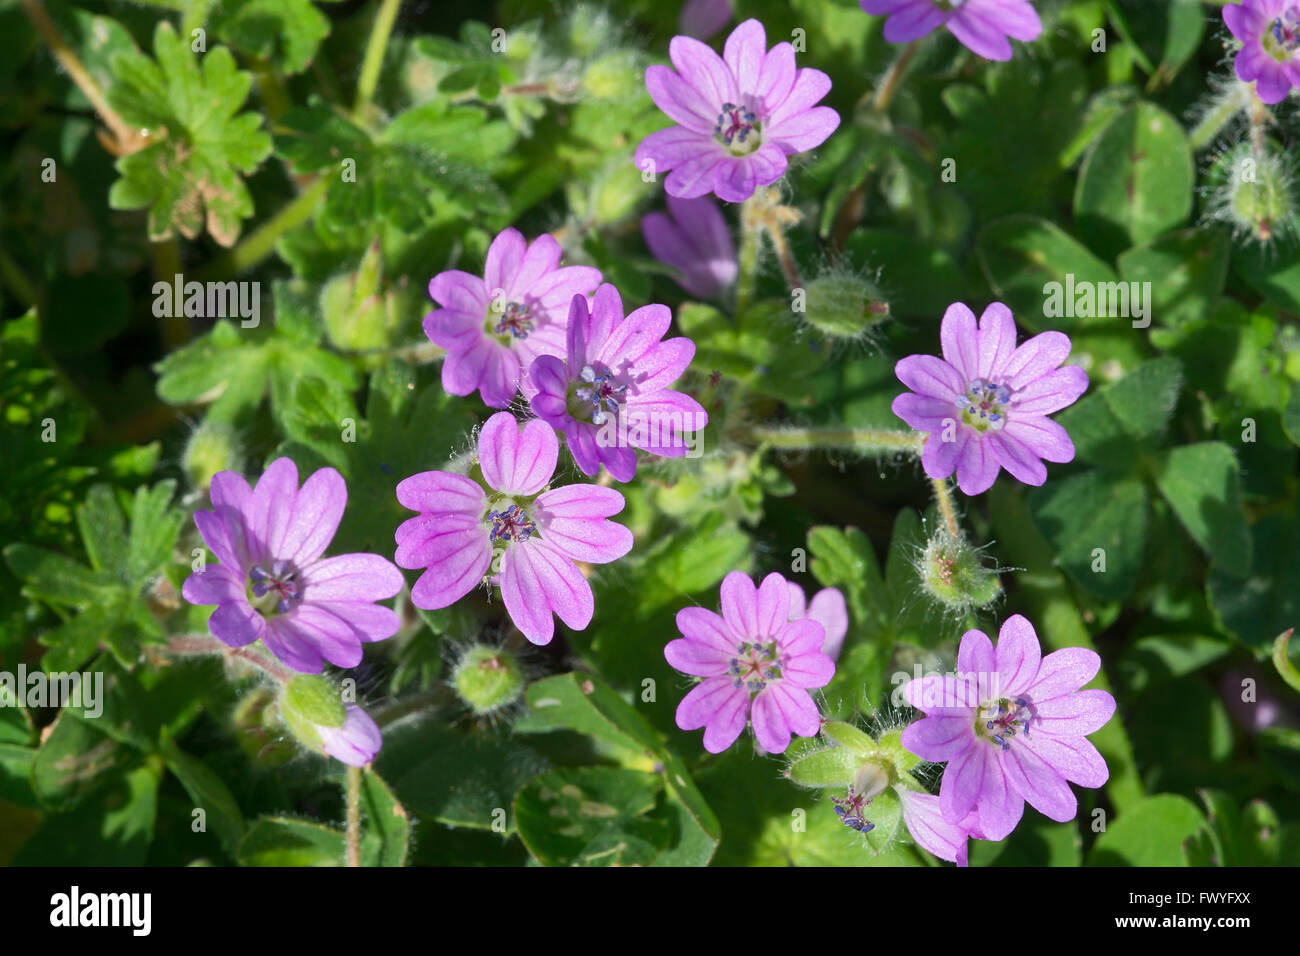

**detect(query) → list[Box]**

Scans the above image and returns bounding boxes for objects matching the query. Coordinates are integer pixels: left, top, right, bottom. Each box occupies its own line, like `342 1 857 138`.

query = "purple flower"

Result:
634 18 840 203
900 614 1115 841
394 412 633 645
680 0 734 40
860 0 1043 61
1224 0 1300 104
183 459 405 674
424 228 602 409
642 195 738 300
899 790 982 866
317 704 383 767
786 581 849 661
891 301 1088 496
666 571 836 754
528 285 708 482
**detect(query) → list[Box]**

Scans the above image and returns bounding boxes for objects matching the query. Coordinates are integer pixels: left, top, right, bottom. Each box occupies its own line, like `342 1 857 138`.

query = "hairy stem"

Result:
20 0 142 155
162 634 297 683
749 425 923 455
345 765 362 867
354 0 404 116
930 476 962 540
734 196 762 321
869 40 919 114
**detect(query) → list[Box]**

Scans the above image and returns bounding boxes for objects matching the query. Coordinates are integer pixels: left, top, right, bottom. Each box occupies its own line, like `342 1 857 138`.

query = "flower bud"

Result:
1206 140 1298 245
800 268 890 342
916 528 1001 612
182 421 242 491
452 645 525 716
321 239 399 352
581 52 643 100
280 675 381 766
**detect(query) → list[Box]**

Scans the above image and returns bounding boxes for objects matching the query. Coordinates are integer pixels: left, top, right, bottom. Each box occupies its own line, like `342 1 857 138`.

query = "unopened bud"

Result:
279 675 380 766
182 421 242 491
802 268 890 341
321 239 399 351
452 645 525 716
916 529 1001 612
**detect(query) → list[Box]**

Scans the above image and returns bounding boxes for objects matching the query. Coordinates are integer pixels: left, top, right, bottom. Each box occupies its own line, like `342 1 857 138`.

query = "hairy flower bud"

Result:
1205 141 1299 245
182 421 242 491
280 675 381 766
321 239 399 351
801 268 890 342
452 645 526 716
916 528 1001 612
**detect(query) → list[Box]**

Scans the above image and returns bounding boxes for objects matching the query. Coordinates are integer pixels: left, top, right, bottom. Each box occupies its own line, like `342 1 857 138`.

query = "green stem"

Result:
733 197 762 321
868 40 919 114
749 425 923 455
930 476 961 540
353 0 403 116
151 238 186 349
161 634 296 683
252 57 292 122
198 176 329 279
1188 82 1253 150
1273 628 1300 694
0 246 38 308
345 765 362 867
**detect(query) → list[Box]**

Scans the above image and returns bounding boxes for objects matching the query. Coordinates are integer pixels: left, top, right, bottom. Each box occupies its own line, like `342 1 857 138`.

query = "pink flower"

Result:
786 581 849 661
423 228 602 408
394 412 633 646
891 301 1088 496
528 285 708 482
641 195 738 300
679 0 734 40
901 614 1115 841
317 704 383 767
899 790 982 866
666 571 836 754
634 19 840 203
860 0 1042 62
1223 0 1300 104
182 458 405 674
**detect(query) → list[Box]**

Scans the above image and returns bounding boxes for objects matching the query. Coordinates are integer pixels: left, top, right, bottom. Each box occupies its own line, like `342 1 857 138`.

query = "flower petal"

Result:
478 412 558 496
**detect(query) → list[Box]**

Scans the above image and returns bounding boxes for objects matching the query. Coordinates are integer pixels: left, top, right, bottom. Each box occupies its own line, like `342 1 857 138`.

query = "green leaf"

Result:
1273 629 1300 694
1152 442 1251 577
1074 102 1194 259
159 728 245 855
1117 633 1231 693
107 22 272 245
14 763 160 866
514 767 664 866
1208 513 1300 655
238 817 344 866
1087 794 1207 866
976 216 1118 330
1116 228 1230 329
359 770 410 867
1056 357 1183 469
3 544 118 607
1188 791 1300 866
1030 471 1148 600
211 0 331 75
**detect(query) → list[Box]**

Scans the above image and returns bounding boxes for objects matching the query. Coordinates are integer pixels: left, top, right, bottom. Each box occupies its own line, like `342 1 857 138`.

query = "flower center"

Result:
714 102 762 156
831 786 876 833
488 503 536 543
567 363 627 425
486 300 533 342
1265 8 1300 59
249 561 300 615
955 378 1011 433
728 639 782 694
976 696 1033 751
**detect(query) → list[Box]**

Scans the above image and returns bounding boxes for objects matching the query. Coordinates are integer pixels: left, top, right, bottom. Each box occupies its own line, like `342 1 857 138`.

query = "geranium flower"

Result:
423 227 602 408
183 458 404 674
899 790 982 865
634 18 840 203
1223 0 1300 104
900 614 1115 840
394 412 633 645
315 704 383 767
860 0 1042 61
891 301 1088 496
786 581 849 661
666 571 836 754
528 285 708 482
641 195 738 300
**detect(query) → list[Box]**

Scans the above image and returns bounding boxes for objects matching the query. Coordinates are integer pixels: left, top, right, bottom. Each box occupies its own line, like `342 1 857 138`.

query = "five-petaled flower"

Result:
423 227 602 409
395 412 634 646
666 571 836 754
183 458 405 674
859 0 1043 62
1223 0 1300 104
900 614 1115 841
892 301 1088 496
634 18 840 202
528 285 708 482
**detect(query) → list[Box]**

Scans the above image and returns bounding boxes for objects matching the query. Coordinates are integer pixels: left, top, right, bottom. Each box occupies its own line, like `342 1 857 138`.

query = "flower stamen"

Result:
488 504 536 543
956 378 1011 433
